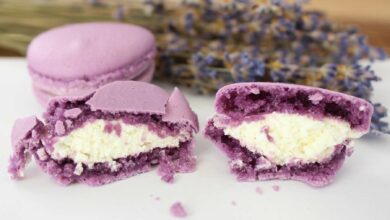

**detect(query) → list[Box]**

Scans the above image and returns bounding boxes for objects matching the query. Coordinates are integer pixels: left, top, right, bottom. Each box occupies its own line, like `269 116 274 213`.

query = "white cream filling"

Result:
52 120 190 167
214 112 364 165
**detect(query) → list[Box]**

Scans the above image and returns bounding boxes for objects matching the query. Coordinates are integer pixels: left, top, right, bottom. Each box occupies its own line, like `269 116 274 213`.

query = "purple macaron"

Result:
27 22 156 106
205 82 373 187
9 81 198 186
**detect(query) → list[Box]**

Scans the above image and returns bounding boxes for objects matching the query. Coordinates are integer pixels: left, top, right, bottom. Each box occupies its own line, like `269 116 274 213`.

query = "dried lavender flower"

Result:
144 0 388 133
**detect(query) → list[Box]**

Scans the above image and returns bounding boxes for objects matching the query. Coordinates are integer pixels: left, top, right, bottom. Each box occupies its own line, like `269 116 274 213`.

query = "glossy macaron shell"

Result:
27 22 155 80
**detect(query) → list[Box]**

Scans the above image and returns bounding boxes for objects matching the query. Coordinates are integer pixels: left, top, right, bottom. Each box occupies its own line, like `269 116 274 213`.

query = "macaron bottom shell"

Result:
32 61 155 107
132 62 154 82
32 86 54 107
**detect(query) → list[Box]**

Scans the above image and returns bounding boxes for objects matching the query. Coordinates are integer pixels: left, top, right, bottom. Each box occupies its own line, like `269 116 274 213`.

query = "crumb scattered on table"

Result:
272 185 280 192
255 186 263 195
170 202 187 218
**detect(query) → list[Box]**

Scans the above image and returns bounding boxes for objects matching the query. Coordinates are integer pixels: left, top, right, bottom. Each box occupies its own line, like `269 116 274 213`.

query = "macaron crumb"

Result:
231 201 237 206
170 202 187 218
149 194 160 201
255 186 263 195
272 185 280 192
54 121 66 135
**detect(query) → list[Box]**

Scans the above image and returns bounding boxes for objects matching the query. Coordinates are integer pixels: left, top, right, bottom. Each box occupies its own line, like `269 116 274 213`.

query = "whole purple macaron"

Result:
27 22 156 106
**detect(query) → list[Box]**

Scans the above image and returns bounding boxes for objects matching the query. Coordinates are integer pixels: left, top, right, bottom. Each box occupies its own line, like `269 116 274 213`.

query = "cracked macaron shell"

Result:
11 116 40 147
215 82 373 132
48 81 199 132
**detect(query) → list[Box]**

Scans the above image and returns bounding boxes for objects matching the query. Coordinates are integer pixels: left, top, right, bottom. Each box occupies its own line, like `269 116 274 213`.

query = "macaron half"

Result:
27 22 156 106
205 82 373 187
9 81 198 185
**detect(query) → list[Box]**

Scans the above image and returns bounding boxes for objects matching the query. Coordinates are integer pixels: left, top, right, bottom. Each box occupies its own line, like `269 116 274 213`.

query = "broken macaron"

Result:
205 82 373 187
8 81 198 186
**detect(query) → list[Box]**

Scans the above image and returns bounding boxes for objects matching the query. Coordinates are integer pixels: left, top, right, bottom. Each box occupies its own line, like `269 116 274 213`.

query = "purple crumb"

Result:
255 186 263 195
346 147 354 157
231 201 237 206
261 126 274 143
158 156 177 184
65 119 73 128
161 173 174 183
54 121 66 135
150 194 160 201
170 202 187 218
308 92 324 105
272 185 280 192
64 108 82 118
104 122 122 136
104 122 113 134
113 123 122 136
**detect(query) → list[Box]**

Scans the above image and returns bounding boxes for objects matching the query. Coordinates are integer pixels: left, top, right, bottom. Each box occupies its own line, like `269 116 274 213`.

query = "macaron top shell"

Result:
27 22 155 80
215 82 373 131
86 81 169 114
48 81 199 132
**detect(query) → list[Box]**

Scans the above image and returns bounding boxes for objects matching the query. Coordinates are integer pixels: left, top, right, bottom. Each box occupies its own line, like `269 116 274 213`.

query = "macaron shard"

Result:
27 22 156 106
9 81 198 186
205 82 373 187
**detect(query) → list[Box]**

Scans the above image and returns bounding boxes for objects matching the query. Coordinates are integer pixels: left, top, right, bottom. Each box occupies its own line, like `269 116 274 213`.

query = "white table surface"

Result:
0 58 389 220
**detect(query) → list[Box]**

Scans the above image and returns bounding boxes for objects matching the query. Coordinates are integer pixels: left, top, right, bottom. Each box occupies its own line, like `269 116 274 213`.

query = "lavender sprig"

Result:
145 0 389 133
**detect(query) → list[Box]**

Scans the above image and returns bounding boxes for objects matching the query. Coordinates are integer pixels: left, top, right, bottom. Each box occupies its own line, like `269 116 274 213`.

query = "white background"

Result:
0 58 389 220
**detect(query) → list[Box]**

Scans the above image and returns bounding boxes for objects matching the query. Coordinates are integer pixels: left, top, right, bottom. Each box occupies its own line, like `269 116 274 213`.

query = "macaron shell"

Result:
86 81 170 114
46 81 199 130
27 22 155 80
132 62 155 82
11 116 39 146
32 61 155 107
32 86 52 107
163 87 199 132
215 82 373 131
